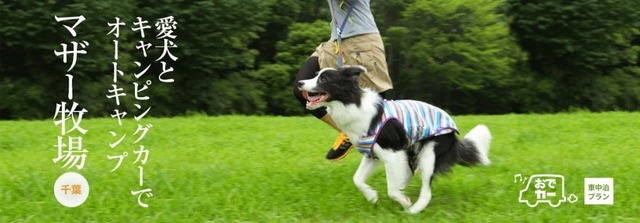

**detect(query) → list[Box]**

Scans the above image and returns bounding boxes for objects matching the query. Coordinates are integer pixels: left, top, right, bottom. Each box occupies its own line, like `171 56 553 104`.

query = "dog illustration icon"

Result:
517 174 576 207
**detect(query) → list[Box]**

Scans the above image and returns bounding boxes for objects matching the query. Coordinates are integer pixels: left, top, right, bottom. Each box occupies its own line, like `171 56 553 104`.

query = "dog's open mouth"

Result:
301 91 329 110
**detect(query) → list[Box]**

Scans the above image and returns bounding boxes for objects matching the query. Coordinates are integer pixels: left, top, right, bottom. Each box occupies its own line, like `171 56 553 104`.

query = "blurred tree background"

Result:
1 0 639 119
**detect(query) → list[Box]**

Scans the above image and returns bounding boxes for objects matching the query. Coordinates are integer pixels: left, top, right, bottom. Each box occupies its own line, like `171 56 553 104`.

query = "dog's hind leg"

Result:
375 145 413 209
408 141 436 214
353 156 380 204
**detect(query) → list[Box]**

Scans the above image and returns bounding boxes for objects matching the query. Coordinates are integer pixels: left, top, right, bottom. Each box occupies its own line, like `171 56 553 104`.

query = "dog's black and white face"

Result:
297 66 366 110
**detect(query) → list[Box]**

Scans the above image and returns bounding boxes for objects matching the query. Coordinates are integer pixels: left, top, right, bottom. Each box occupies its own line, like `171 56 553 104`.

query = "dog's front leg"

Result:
353 155 379 204
375 146 413 209
407 142 436 214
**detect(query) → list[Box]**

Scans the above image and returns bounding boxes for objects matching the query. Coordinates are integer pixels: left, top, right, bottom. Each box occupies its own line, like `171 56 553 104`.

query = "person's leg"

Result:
293 56 354 160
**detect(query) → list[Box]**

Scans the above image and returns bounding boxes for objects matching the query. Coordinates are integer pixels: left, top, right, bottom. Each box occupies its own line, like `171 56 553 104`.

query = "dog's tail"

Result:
432 125 491 175
457 124 492 166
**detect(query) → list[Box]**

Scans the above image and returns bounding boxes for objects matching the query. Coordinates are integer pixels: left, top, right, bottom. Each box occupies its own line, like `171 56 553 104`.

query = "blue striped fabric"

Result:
356 100 458 157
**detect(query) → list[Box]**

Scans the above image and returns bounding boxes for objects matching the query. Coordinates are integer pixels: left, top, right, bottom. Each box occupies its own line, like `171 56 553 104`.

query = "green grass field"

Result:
1 112 639 222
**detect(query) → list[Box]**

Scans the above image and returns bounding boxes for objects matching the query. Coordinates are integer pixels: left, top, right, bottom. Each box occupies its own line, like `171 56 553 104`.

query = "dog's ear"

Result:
340 65 367 78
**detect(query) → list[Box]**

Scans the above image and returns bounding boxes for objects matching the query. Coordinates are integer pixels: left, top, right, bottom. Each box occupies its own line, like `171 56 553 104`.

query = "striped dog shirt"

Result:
356 100 459 157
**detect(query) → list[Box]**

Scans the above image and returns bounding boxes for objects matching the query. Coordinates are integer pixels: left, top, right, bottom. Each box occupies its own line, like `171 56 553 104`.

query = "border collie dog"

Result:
298 66 492 214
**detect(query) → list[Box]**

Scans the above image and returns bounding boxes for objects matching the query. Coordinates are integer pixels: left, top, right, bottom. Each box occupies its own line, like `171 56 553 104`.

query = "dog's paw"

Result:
363 191 378 205
401 197 412 209
406 206 422 214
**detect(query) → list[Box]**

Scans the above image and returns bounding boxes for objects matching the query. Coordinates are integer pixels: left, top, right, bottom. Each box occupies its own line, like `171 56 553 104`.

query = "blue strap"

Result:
336 1 356 68
338 1 356 38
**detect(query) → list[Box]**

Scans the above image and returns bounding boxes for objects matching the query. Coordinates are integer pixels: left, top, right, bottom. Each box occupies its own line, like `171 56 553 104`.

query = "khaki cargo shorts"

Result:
312 33 393 93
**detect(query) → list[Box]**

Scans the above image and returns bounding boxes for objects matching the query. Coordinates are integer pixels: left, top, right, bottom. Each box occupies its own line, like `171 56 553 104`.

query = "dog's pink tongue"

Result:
306 96 322 109
307 95 321 102
302 91 323 109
